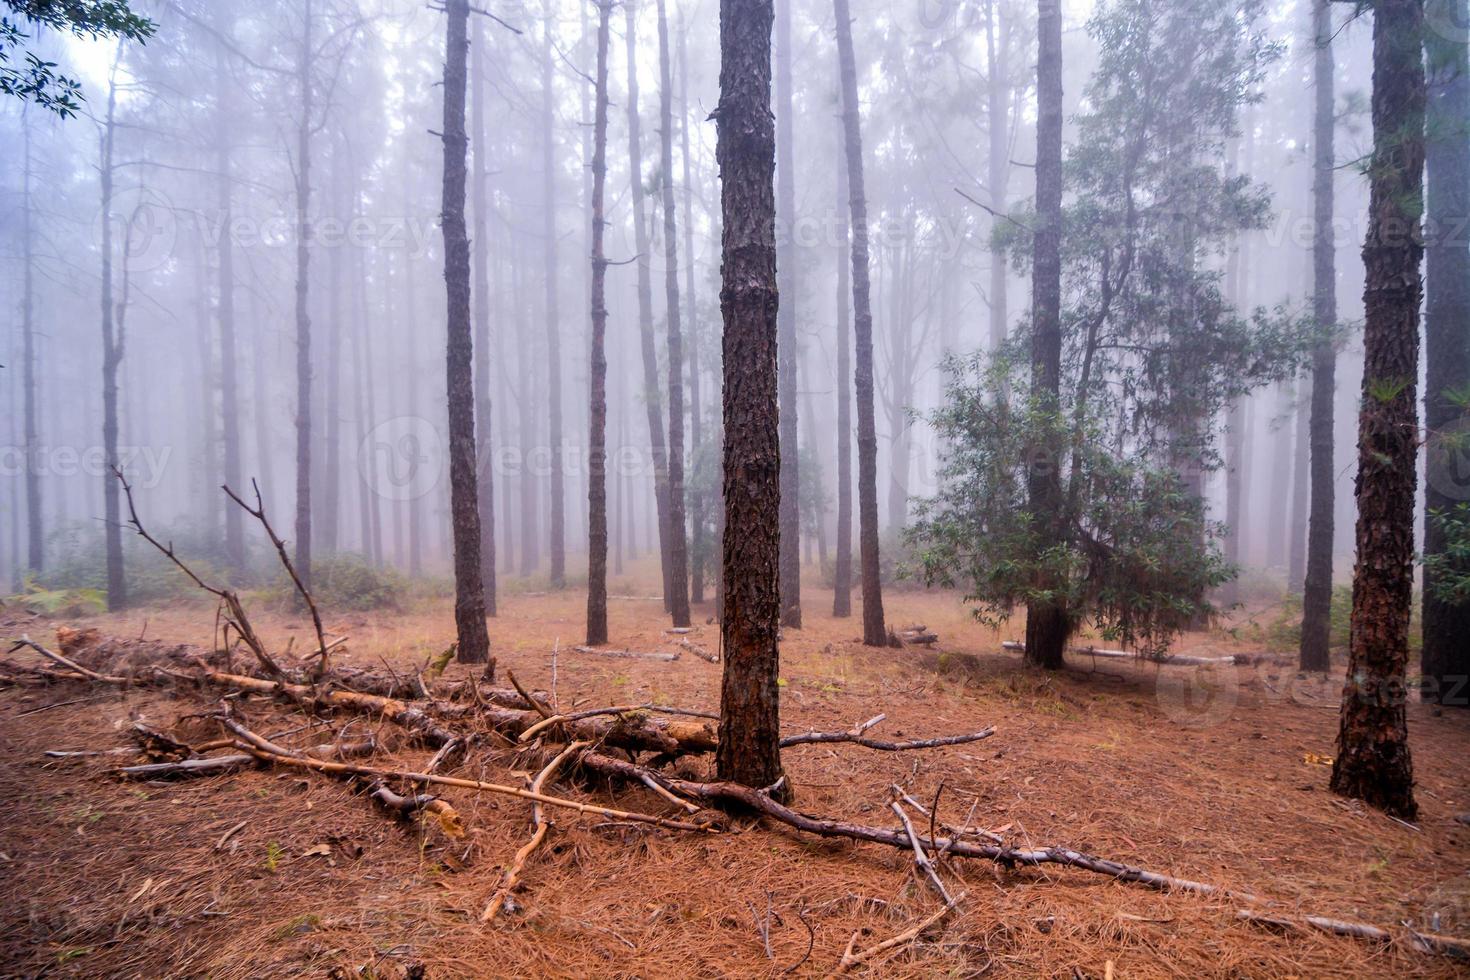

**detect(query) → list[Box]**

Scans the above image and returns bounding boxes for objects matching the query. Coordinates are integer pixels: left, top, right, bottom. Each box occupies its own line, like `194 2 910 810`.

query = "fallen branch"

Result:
9 636 127 684
678 638 719 663
517 703 719 744
572 645 680 662
482 740 588 921
781 723 995 753
116 755 256 779
890 795 954 904
1236 909 1470 958
1002 640 1240 668
831 893 965 976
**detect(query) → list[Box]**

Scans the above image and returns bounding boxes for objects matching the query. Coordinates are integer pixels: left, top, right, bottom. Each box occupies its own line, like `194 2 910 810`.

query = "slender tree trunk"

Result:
1301 0 1337 673
404 237 424 577
470 12 498 612
100 64 126 611
1287 377 1311 593
250 290 277 513
22 112 41 574
322 141 345 558
624 0 675 611
1329 0 1423 821
1023 0 1067 670
440 0 493 668
293 0 316 588
985 0 1010 353
214 42 245 573
679 8 706 606
715 0 786 794
656 0 693 627
833 125 853 618
1422 0 1470 706
774 0 802 629
834 0 886 647
586 0 613 646
538 4 567 590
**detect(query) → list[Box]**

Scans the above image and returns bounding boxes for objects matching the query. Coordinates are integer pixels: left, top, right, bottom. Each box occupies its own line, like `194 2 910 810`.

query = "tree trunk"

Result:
678 8 706 607
1287 376 1311 593
440 0 493 668
100 65 126 611
214 41 245 573
1422 0 1470 706
624 0 675 611
293 0 316 589
586 1 613 646
542 4 567 590
774 0 802 629
833 124 853 618
515 248 541 578
655 0 693 628
470 12 498 613
834 0 886 647
322 140 345 558
1023 0 1067 670
1329 0 1423 821
715 0 785 793
22 112 41 575
1300 0 1337 673
986 0 1010 353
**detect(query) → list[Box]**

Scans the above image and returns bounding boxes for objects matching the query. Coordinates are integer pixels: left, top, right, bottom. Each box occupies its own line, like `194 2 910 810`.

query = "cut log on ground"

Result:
1002 641 1242 667
571 645 680 662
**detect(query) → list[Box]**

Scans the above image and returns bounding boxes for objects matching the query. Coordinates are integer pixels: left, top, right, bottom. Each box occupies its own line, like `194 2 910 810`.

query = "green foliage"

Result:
35 522 225 605
1426 503 1470 605
1 0 155 116
9 579 105 617
271 553 406 612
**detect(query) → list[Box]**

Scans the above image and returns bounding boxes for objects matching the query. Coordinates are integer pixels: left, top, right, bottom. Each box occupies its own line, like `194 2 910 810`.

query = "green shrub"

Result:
270 553 406 612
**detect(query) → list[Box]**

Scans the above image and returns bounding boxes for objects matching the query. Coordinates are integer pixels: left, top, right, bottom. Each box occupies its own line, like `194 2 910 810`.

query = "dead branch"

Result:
9 636 128 684
678 638 719 663
572 645 680 662
517 703 718 744
1002 640 1240 668
482 740 589 921
116 755 256 779
831 893 966 976
780 723 995 753
507 670 554 719
890 794 954 904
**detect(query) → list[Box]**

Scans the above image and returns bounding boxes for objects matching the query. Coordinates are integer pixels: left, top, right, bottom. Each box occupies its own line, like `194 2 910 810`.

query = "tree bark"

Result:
214 39 245 573
100 63 126 611
1287 378 1311 594
1329 0 1423 821
293 0 316 589
1300 0 1337 673
1023 0 1067 670
985 0 1011 354
833 0 885 647
1421 0 1470 706
775 0 802 629
678 8 706 607
440 0 492 668
470 11 498 613
624 0 675 612
656 0 693 627
586 1 613 647
322 139 345 558
833 120 853 618
21 112 42 575
542 3 567 590
715 0 785 793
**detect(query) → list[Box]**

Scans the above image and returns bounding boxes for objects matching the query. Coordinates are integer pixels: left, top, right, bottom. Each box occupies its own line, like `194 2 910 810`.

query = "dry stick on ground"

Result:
890 794 954 905
112 467 288 683
517 703 720 744
678 638 719 663
9 636 128 684
506 670 554 719
781 722 995 752
117 755 256 779
830 892 966 976
481 740 589 921
571 645 680 662
1236 910 1470 958
226 479 331 679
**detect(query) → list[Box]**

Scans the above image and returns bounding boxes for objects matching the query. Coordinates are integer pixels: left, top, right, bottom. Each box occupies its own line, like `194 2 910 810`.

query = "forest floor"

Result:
1 568 1468 978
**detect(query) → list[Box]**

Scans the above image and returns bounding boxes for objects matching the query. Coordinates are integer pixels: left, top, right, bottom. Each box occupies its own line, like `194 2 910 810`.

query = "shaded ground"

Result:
2 572 1468 978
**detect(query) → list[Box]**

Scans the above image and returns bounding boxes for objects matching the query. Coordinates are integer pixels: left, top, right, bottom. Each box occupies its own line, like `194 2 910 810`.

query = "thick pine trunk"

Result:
678 9 706 607
1421 0 1470 706
586 1 613 646
1329 0 1423 820
715 0 785 793
440 0 492 668
542 6 567 590
293 0 315 589
100 71 126 611
1024 0 1067 671
833 130 853 618
775 0 802 629
470 13 498 613
833 0 886 647
1301 0 1338 673
657 0 692 627
624 0 675 612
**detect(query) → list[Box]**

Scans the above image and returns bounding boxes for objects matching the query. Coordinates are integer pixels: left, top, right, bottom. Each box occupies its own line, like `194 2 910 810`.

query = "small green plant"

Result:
264 841 284 873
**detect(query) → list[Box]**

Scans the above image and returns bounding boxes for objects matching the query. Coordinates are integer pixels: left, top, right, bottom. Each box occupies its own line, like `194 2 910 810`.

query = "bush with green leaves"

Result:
269 553 406 613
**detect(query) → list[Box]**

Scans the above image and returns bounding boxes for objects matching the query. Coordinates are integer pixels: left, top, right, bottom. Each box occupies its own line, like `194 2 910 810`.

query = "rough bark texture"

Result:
543 4 567 591
678 9 706 607
657 0 692 627
1300 0 1335 669
1329 0 1423 821
586 2 613 647
1023 0 1067 671
100 71 126 611
215 40 244 574
833 0 885 647
715 0 785 792
470 12 497 615
440 0 492 668
293 0 315 589
1421 0 1470 706
625 0 675 611
775 0 801 629
832 126 853 619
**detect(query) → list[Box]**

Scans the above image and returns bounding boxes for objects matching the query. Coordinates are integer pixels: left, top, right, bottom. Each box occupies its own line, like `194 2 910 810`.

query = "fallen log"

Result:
678 639 719 664
117 755 256 779
571 645 680 663
1002 641 1241 667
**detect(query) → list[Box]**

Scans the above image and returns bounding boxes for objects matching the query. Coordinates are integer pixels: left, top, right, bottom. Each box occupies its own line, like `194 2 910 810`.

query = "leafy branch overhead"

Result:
1 0 154 116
